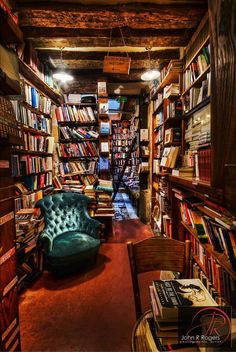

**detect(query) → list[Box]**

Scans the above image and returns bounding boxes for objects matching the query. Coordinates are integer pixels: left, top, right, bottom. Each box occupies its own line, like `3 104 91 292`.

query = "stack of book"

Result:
95 192 114 217
84 185 97 217
163 83 180 98
95 179 113 193
147 278 217 348
15 208 43 254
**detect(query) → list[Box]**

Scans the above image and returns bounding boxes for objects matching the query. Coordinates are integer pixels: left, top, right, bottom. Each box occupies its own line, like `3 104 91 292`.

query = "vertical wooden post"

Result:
208 0 236 214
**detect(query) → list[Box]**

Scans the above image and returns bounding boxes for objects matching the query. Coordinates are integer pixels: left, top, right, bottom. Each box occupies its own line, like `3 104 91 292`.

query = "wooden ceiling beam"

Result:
37 49 180 61
17 3 207 29
29 36 190 48
21 26 193 39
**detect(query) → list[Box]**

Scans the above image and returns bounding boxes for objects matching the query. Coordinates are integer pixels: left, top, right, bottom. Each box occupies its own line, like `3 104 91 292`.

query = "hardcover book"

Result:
152 279 217 320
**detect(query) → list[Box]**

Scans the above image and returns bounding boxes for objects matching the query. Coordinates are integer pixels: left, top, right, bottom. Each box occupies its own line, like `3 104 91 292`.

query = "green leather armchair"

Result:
35 192 102 273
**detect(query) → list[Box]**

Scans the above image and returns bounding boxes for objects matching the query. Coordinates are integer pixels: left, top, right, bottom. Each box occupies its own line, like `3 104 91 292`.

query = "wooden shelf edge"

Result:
182 65 210 96
19 59 63 105
183 96 211 118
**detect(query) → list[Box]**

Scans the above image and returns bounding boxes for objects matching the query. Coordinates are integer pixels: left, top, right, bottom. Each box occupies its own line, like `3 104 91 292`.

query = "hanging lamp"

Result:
141 47 160 81
52 48 73 83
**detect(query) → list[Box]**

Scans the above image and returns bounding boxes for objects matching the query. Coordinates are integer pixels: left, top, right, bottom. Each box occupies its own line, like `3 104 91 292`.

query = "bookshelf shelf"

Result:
14 170 52 178
164 117 182 127
182 65 210 96
154 123 163 131
11 149 53 156
164 141 181 147
59 138 98 143
153 100 164 115
21 102 51 118
19 59 62 105
57 121 98 126
181 221 236 280
21 125 50 137
66 102 97 106
59 156 98 160
183 96 211 118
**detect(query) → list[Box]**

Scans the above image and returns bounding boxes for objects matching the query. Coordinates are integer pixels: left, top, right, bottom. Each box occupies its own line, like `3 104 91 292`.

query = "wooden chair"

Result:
127 237 191 319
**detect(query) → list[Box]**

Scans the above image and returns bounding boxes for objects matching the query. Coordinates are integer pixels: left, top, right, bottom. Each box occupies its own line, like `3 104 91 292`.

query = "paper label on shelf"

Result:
0 211 14 226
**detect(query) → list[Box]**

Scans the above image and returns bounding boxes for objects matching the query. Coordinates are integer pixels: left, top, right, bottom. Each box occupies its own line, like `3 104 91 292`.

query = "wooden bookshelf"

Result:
181 221 236 281
11 149 53 156
183 96 211 118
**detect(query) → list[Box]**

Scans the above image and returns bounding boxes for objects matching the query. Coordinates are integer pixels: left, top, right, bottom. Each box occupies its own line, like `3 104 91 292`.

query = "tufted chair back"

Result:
35 192 99 243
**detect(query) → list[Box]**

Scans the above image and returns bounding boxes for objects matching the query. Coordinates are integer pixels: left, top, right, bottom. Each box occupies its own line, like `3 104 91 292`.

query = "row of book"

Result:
57 160 97 176
183 73 210 113
164 127 181 144
178 196 236 271
183 44 210 91
15 186 43 211
21 134 54 153
191 251 236 307
57 142 98 158
56 105 96 123
11 155 52 176
166 100 182 119
22 80 52 114
59 126 99 140
12 102 51 134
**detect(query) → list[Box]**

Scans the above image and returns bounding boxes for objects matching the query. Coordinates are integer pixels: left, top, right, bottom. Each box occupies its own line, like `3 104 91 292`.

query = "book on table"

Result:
152 279 217 321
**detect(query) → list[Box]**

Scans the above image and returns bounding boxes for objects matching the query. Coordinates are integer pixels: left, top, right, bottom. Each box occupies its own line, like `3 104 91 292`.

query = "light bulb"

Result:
53 71 73 83
141 69 160 81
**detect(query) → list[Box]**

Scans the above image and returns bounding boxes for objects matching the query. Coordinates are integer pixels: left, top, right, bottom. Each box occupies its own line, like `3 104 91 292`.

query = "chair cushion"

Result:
47 231 100 266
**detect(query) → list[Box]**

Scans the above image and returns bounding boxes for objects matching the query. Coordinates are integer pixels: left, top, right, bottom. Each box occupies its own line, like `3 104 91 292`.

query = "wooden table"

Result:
131 310 201 352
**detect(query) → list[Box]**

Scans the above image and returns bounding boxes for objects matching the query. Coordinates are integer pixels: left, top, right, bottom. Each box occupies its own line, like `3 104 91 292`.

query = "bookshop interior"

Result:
0 0 236 351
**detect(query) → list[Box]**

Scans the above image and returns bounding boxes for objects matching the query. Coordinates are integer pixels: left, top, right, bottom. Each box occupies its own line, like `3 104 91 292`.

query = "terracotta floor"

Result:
19 219 154 352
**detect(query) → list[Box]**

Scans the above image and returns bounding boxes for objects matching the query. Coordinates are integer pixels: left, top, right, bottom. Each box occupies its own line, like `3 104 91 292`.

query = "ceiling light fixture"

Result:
141 47 160 81
52 48 73 83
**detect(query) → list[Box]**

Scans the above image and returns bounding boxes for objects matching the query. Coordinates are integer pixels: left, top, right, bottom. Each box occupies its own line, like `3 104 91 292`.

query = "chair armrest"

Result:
83 214 102 239
38 230 53 253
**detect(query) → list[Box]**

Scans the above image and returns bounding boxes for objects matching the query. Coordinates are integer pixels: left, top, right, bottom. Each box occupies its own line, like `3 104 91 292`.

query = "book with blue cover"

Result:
100 122 110 135
98 156 109 171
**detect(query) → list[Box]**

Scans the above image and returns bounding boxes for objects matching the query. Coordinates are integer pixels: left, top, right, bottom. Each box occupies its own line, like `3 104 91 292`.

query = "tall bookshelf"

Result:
10 58 62 291
55 100 99 189
149 13 236 313
150 59 182 236
0 6 22 350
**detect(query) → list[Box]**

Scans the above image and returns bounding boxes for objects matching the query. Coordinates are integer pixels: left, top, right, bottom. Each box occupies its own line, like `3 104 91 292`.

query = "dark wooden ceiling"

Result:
13 0 208 92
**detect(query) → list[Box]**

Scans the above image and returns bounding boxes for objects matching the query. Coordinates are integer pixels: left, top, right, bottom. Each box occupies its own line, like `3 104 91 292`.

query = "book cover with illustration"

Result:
153 279 217 320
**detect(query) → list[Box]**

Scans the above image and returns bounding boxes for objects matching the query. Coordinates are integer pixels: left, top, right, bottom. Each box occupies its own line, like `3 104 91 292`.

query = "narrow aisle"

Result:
19 219 153 352
113 192 138 221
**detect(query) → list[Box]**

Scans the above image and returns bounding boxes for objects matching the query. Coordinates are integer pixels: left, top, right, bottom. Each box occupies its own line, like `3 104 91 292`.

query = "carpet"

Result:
19 219 155 352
